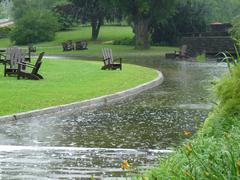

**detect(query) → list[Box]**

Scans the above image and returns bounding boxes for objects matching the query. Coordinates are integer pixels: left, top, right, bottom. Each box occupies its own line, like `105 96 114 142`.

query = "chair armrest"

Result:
2 59 10 65
114 57 122 63
103 57 111 61
17 62 35 68
0 54 6 58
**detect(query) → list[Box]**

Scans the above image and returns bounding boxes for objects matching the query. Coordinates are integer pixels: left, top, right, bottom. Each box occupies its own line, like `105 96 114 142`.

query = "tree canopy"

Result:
116 0 177 49
69 0 120 41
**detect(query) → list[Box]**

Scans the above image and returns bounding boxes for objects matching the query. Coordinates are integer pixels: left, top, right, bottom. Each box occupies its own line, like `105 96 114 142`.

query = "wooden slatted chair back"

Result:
102 48 108 65
180 45 188 57
102 48 114 65
10 47 20 69
5 47 26 69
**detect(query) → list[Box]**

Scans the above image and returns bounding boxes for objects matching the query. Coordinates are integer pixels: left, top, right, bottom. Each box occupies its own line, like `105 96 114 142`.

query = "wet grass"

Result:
0 26 177 57
0 59 158 116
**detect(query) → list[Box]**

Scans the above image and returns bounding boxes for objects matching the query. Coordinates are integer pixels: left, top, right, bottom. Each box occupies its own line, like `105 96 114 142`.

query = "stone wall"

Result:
182 36 235 56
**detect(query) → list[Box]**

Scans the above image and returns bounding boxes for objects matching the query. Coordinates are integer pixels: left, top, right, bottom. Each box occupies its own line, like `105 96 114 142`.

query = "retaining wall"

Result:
0 70 164 122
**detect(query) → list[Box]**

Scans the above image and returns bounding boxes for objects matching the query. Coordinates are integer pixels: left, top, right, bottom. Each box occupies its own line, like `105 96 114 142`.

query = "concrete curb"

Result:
0 70 163 121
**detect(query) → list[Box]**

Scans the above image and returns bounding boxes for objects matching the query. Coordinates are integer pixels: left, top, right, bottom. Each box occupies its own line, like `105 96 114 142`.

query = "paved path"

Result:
0 20 13 27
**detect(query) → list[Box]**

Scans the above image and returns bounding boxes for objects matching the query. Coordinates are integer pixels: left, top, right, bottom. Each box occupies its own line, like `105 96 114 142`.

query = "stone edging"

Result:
0 70 163 121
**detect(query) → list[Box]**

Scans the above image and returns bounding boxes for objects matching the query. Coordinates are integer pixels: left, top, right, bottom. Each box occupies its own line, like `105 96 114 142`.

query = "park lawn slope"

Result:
0 26 177 57
0 59 158 116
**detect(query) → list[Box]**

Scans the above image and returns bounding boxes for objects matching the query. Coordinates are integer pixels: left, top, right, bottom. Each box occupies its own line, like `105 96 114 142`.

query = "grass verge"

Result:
0 59 158 116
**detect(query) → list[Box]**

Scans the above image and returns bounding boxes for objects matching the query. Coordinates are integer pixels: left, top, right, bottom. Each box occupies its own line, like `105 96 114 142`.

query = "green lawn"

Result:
0 26 177 57
0 59 158 116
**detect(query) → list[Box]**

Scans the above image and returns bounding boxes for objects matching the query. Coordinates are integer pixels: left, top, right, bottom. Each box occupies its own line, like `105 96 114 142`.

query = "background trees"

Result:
69 0 120 41
116 0 176 49
2 0 240 47
9 0 64 44
10 10 58 44
151 0 211 45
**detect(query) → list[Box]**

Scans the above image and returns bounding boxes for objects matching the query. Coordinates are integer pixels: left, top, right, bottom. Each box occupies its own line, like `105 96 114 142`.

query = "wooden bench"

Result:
101 48 122 70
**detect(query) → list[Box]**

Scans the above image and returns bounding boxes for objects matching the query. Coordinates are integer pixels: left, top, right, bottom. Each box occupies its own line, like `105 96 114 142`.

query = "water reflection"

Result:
0 59 226 178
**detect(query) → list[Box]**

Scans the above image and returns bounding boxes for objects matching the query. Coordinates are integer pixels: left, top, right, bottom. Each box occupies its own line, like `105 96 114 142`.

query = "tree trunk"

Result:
134 18 151 49
91 17 102 41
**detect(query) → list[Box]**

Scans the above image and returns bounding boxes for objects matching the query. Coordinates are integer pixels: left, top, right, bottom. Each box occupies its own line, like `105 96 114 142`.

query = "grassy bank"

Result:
0 59 158 116
146 59 240 179
0 26 177 57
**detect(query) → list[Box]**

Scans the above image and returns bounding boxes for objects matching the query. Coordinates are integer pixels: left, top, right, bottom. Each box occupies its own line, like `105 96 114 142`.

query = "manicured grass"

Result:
0 59 158 116
0 26 177 57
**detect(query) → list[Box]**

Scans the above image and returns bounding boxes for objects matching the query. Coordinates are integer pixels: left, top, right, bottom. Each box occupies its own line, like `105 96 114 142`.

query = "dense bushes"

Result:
230 16 240 45
151 0 210 45
113 37 135 46
0 26 12 39
146 56 240 178
10 10 58 45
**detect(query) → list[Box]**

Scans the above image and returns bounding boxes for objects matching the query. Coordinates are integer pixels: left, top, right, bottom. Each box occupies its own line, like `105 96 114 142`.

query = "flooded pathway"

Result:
0 58 226 179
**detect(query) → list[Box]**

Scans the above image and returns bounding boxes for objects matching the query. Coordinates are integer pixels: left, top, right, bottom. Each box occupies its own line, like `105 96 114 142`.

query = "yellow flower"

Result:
184 170 190 177
237 160 240 174
121 160 130 170
183 130 192 137
204 171 210 177
185 142 193 155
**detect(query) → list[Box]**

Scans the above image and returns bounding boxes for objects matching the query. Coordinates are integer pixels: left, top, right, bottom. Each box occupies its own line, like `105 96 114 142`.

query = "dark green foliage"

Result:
151 0 210 45
11 0 66 20
210 0 240 22
54 4 78 31
116 0 177 49
230 16 240 45
214 54 240 117
113 37 135 46
55 12 76 31
0 26 12 38
69 0 120 40
10 10 58 45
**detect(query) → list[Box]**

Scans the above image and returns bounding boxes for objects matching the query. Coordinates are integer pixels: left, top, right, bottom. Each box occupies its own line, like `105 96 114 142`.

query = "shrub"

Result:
0 26 12 38
230 16 240 45
55 12 76 31
113 37 135 46
10 10 58 45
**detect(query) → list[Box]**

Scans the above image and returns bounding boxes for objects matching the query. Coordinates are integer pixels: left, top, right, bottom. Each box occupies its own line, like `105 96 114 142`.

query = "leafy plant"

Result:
0 26 12 39
10 10 58 45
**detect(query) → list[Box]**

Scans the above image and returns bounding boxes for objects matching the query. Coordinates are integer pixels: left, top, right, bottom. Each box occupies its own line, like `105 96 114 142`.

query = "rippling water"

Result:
0 58 226 178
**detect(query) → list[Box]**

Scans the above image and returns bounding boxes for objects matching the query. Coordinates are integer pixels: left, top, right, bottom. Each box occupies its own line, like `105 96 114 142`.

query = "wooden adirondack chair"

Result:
62 40 74 51
17 52 45 80
175 45 189 58
165 44 190 59
4 47 26 76
101 48 122 70
75 40 88 50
